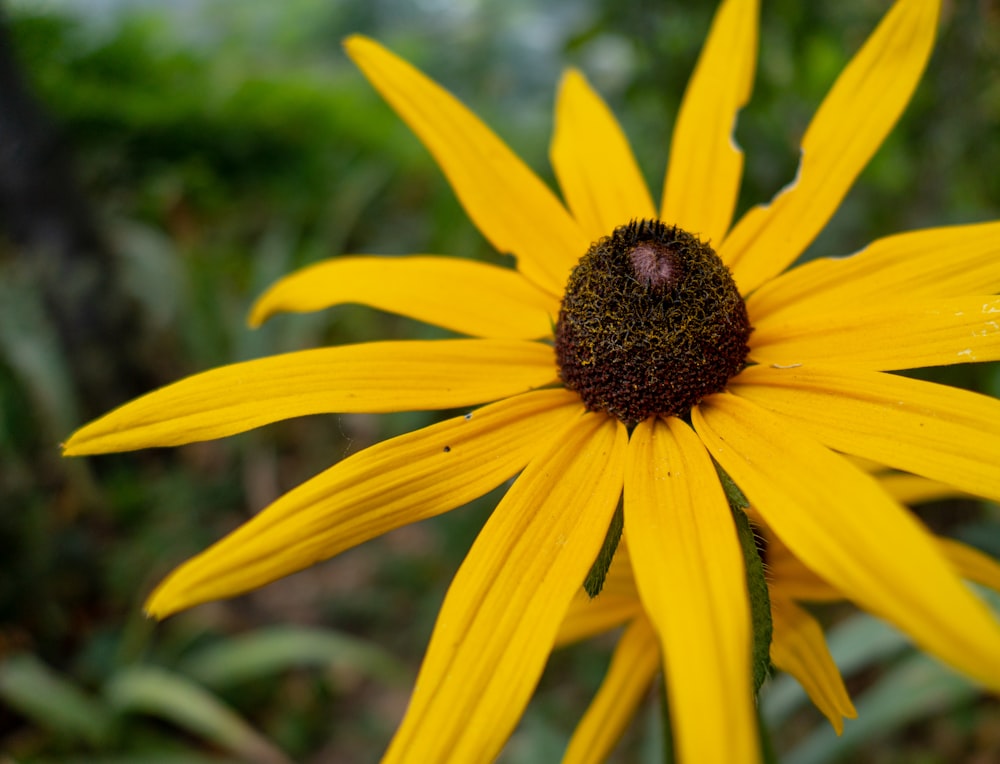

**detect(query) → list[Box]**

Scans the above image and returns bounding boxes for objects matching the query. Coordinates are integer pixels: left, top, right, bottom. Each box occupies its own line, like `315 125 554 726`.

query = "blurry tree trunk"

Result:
0 13 153 418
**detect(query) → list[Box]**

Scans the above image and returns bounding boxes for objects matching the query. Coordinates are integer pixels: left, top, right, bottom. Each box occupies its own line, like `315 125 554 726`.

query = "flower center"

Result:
554 219 751 424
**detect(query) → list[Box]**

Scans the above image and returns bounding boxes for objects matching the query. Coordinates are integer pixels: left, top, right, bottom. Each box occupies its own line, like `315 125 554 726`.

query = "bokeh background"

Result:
2 0 999 761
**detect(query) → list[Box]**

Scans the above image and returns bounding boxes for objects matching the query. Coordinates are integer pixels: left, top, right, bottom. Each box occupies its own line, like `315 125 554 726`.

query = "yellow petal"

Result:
939 538 1000 595
770 597 857 734
248 256 557 339
878 473 964 506
624 417 759 764
730 364 1000 502
555 541 642 647
769 524 1000 604
770 532 1000 605
661 0 758 245
720 0 941 294
384 413 627 763
693 393 1000 691
563 617 659 764
768 523 1000 604
344 36 588 297
144 389 584 617
749 296 1000 371
767 532 841 603
747 221 1000 323
550 69 656 242
63 339 557 454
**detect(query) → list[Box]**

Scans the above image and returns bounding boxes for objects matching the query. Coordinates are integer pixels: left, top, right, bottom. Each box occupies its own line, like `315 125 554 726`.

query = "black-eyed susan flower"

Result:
65 0 1000 761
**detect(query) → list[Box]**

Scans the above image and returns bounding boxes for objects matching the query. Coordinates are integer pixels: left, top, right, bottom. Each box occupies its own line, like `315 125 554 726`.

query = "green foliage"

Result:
732 508 773 695
103 665 291 763
0 653 116 747
0 625 402 762
584 503 624 598
178 626 405 688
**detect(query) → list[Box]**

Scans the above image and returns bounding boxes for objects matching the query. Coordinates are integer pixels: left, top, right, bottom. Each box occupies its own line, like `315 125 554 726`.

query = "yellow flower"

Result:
65 0 1000 761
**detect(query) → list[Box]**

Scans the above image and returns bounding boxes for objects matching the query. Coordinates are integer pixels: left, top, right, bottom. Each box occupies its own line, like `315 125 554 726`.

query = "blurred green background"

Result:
1 0 999 762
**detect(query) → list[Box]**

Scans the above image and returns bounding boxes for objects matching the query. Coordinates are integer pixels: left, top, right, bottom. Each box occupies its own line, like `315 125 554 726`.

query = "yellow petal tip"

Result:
61 431 90 457
60 418 127 456
831 702 859 736
142 603 169 621
343 34 376 57
143 581 185 621
246 298 268 329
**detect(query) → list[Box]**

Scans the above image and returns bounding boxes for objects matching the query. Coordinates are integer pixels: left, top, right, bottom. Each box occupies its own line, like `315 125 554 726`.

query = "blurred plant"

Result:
0 625 405 763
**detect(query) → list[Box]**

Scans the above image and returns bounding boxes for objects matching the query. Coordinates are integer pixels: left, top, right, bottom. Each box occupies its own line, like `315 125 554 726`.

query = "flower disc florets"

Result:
555 219 751 424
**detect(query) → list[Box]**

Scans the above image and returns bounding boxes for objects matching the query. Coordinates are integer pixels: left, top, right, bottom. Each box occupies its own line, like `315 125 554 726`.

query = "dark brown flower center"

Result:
554 219 751 425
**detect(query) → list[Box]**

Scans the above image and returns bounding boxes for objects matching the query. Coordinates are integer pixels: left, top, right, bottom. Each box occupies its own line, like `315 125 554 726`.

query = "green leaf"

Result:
714 462 773 694
0 653 115 746
176 625 406 689
731 506 773 693
714 462 750 512
104 665 290 764
712 461 771 692
584 502 624 598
